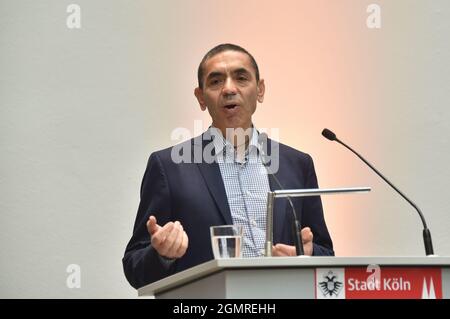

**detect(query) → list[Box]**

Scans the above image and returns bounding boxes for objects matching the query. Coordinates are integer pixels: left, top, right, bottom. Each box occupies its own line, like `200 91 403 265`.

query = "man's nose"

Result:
222 78 237 95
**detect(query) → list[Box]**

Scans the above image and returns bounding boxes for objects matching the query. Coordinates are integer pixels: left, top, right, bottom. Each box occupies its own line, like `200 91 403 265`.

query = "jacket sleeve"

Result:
122 152 177 289
302 154 335 256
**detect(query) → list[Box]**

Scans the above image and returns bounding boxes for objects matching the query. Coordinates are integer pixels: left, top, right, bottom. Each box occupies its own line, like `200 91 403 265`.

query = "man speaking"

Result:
123 43 334 289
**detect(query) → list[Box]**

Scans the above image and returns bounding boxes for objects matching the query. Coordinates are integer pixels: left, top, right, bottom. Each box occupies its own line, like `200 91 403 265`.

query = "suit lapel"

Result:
192 133 289 238
194 134 233 225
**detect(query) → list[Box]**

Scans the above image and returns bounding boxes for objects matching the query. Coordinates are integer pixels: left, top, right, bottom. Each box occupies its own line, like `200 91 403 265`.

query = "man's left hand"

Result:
272 227 314 256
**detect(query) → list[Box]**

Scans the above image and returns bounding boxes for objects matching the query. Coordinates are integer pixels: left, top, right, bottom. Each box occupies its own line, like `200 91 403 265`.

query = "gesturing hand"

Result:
272 227 314 256
147 215 189 259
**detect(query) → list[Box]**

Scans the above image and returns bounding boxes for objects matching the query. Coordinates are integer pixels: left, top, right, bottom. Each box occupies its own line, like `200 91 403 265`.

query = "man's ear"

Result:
257 79 265 103
194 87 207 111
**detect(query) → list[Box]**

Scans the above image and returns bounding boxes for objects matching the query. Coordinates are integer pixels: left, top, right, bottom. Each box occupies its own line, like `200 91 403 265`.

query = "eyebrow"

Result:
233 68 252 77
205 71 224 81
205 68 252 82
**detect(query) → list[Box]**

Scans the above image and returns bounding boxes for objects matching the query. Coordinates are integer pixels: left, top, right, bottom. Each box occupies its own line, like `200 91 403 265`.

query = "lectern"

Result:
138 257 450 299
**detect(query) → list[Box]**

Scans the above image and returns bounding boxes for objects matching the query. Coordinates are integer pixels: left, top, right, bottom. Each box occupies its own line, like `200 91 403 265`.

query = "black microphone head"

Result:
257 132 270 163
322 128 337 141
258 132 269 142
258 132 269 150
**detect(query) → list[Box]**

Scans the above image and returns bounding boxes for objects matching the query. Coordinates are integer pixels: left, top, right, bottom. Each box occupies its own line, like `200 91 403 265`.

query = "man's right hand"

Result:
146 215 189 259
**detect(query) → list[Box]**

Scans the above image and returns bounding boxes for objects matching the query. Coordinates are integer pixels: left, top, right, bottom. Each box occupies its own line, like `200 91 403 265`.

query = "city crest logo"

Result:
316 268 345 299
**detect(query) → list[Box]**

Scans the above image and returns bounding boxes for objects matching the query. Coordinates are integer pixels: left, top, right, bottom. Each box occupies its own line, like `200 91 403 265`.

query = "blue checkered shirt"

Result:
210 127 270 258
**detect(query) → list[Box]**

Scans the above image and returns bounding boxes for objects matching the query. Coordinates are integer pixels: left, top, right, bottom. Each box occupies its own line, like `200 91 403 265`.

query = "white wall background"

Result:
0 0 449 298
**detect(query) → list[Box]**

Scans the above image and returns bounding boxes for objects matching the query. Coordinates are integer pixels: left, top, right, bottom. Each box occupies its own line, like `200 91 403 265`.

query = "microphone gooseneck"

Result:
321 128 434 256
258 133 304 256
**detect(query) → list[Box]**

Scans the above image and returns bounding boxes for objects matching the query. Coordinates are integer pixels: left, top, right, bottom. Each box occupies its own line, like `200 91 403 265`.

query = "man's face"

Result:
194 50 265 136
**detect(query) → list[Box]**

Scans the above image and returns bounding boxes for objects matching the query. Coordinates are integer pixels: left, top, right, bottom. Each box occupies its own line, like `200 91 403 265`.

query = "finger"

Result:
151 221 174 248
159 221 175 237
273 243 295 256
174 224 187 255
176 230 188 257
147 215 160 235
159 222 180 256
302 234 313 245
271 245 284 256
300 227 311 235
167 222 184 258
301 227 313 243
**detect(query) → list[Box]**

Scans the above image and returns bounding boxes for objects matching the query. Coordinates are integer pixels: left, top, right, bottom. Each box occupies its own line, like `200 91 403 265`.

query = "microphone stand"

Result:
322 128 435 256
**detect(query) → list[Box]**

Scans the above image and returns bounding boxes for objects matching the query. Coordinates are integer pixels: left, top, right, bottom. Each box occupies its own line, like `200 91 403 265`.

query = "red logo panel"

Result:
345 267 442 299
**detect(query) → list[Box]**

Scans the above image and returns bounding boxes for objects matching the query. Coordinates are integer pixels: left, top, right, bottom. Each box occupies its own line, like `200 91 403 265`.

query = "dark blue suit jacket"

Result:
123 133 334 289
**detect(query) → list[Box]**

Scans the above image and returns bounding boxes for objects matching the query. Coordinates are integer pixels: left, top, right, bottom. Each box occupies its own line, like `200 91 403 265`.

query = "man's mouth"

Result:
224 104 238 109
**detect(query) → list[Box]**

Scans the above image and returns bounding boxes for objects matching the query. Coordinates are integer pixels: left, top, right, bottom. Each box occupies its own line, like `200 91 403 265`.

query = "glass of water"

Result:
210 225 243 259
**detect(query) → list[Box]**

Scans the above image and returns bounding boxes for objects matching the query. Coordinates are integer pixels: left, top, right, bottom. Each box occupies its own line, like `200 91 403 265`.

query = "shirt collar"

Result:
209 126 262 161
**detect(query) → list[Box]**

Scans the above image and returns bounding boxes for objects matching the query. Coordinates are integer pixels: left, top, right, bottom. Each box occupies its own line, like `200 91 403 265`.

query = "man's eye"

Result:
237 76 248 81
209 79 221 85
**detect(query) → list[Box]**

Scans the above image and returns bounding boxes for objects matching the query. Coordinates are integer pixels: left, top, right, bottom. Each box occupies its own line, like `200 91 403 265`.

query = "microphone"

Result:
258 132 304 256
321 128 435 256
